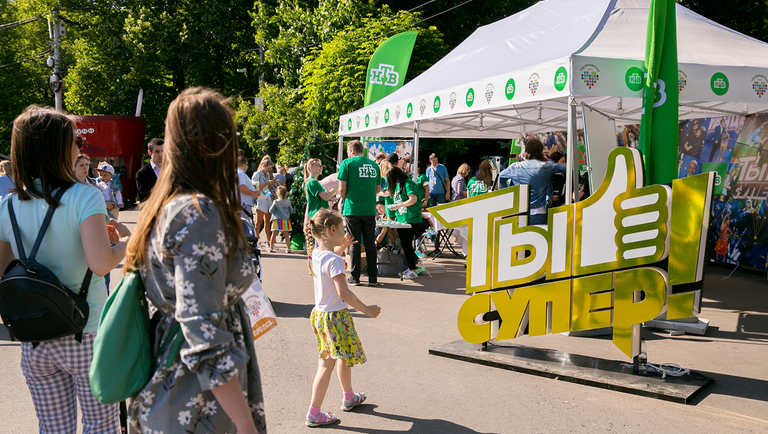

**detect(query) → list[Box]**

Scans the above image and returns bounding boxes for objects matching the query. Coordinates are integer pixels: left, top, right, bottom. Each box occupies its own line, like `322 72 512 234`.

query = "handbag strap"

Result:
7 186 69 261
7 185 92 299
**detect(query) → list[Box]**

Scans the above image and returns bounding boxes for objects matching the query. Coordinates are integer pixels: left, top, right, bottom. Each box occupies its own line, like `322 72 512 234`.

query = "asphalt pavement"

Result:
1 208 766 433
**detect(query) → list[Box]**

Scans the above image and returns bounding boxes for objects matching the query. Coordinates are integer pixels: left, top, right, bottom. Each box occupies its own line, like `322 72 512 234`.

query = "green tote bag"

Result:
89 271 152 404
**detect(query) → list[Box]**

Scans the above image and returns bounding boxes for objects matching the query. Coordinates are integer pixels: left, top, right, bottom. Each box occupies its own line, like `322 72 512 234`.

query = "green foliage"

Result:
301 7 446 139
0 1 54 154
253 0 377 88
235 85 309 166
246 2 447 165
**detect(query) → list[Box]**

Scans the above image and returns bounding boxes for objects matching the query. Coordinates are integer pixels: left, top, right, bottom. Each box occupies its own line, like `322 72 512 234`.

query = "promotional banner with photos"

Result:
367 140 415 174
678 114 768 270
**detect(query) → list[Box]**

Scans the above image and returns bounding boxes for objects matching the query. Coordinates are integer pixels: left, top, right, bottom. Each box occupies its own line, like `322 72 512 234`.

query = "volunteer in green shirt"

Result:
387 156 429 280
467 159 493 197
338 140 382 286
416 165 429 208
304 158 337 220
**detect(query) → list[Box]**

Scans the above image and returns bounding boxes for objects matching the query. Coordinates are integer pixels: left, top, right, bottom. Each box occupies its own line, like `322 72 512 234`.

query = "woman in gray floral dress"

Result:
123 88 266 434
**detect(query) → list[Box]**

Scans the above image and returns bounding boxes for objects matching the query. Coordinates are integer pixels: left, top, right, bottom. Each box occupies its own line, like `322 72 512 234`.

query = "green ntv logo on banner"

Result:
369 64 400 87
430 148 714 358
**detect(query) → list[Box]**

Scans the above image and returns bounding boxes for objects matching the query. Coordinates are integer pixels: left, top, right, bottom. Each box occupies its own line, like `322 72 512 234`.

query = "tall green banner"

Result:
364 31 418 107
638 0 679 185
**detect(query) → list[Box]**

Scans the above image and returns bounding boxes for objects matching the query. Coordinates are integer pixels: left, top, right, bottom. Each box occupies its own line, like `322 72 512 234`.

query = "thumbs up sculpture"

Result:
574 147 671 275
430 146 714 358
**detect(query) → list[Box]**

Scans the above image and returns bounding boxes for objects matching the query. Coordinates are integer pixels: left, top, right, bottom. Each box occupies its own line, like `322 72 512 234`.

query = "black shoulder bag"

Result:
0 186 93 346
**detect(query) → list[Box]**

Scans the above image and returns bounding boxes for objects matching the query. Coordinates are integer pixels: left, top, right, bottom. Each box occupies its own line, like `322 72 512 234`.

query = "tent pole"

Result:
565 96 578 205
412 121 420 182
337 135 344 173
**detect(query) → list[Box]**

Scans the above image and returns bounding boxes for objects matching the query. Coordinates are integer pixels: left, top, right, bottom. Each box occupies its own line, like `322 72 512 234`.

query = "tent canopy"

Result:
338 0 768 139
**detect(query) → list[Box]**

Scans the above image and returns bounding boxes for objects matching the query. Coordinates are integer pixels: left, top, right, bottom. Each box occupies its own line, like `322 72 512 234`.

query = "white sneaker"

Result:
401 269 418 279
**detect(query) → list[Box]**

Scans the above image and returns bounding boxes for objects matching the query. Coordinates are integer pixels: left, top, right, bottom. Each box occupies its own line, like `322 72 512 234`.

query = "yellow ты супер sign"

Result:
430 147 714 358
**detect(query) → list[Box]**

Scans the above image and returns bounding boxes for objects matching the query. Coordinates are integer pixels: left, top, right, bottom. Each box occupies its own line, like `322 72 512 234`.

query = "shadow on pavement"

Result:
328 404 494 434
687 370 768 404
271 301 314 318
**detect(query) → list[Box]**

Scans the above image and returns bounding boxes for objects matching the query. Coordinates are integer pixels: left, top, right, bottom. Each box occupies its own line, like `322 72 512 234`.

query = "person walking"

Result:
499 138 566 225
237 156 261 219
451 163 470 201
252 155 279 247
304 209 381 427
123 88 266 434
135 137 163 203
0 106 130 433
269 185 293 253
426 153 450 206
338 140 382 286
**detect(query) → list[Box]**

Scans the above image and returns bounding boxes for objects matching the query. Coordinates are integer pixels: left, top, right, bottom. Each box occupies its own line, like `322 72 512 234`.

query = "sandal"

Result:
305 411 339 427
340 392 366 411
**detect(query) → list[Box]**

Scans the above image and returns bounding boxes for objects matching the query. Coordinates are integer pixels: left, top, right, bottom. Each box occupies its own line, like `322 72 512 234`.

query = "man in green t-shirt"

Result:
338 140 382 286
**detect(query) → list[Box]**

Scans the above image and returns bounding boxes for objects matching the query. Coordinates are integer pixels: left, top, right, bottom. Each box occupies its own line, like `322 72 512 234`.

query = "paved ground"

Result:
1 208 767 433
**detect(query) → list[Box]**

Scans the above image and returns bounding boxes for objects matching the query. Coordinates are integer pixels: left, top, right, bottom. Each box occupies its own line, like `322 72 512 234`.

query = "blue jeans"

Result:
429 193 447 207
529 213 548 225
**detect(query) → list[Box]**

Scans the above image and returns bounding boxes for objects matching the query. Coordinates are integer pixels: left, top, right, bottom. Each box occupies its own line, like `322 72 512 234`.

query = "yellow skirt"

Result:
310 309 366 367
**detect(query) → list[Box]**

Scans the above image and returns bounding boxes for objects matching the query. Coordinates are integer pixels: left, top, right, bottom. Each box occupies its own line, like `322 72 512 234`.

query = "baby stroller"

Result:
241 210 262 282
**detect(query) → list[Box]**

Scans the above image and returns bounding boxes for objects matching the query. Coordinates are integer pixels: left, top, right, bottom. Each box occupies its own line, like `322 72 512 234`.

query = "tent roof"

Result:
339 0 768 139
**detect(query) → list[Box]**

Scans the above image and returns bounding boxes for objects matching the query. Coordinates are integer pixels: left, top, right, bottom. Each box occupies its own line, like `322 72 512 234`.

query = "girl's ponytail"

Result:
305 220 316 276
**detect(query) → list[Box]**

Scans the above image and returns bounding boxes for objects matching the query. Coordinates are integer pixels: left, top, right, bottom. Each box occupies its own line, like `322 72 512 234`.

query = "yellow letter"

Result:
613 268 666 358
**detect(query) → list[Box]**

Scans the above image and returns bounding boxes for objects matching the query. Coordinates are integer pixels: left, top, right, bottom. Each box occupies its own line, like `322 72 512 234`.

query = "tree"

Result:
243 3 447 165
0 1 53 154
678 0 768 43
64 0 258 142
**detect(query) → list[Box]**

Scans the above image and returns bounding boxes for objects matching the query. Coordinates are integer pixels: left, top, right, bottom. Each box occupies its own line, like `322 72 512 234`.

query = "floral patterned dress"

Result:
128 195 267 434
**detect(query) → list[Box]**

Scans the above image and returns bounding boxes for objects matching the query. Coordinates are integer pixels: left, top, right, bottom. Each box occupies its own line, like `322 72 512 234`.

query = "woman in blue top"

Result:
499 138 566 225
0 106 131 432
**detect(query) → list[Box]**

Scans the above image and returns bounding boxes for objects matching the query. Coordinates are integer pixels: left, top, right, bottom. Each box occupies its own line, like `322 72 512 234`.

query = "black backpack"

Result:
0 186 93 346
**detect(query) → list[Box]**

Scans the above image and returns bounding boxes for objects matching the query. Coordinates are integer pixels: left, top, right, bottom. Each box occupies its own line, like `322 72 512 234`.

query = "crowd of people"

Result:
0 87 590 433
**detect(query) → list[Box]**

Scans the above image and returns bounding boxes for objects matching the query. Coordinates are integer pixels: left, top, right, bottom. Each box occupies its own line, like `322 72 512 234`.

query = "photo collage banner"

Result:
679 114 768 271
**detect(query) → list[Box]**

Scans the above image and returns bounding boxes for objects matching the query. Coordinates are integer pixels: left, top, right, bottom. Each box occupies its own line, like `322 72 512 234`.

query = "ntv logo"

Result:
713 78 727 89
369 64 399 87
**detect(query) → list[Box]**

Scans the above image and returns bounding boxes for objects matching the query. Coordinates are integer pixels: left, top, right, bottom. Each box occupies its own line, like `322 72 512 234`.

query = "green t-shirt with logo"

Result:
306 178 328 219
467 177 489 197
381 179 396 219
393 180 422 224
338 155 381 216
416 174 429 201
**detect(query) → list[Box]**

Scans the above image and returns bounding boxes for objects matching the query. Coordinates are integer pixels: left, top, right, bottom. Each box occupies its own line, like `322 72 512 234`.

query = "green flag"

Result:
638 0 679 185
364 31 418 107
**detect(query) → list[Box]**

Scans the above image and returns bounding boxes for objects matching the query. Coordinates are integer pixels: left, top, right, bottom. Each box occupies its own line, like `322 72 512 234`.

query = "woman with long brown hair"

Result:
252 155 278 248
0 106 129 432
123 88 266 433
467 159 493 197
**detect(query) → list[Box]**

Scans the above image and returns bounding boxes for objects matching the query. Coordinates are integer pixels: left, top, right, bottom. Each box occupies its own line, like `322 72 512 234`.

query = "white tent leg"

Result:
565 96 578 205
412 121 420 182
337 136 344 173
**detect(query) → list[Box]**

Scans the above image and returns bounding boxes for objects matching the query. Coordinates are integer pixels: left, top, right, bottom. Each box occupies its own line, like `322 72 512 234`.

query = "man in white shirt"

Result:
238 156 261 218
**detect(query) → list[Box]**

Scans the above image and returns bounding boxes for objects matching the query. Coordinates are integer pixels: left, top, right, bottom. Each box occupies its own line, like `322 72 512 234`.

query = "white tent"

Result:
337 0 768 141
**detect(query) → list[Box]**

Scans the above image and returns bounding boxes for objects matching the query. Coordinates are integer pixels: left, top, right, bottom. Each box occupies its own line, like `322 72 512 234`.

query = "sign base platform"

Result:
429 340 714 404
